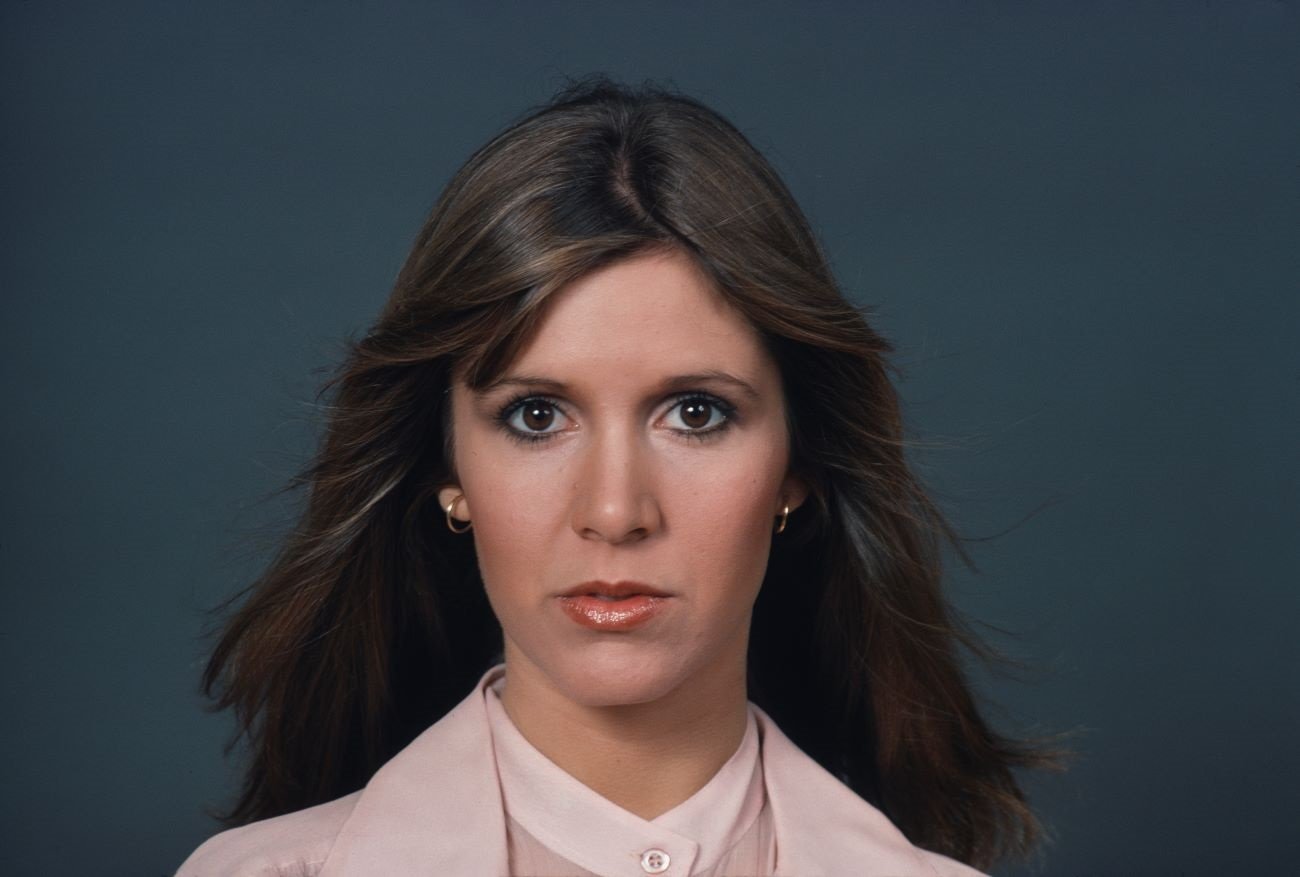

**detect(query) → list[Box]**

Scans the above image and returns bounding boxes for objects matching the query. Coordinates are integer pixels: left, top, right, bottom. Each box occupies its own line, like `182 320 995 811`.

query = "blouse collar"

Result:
483 664 765 876
320 662 962 877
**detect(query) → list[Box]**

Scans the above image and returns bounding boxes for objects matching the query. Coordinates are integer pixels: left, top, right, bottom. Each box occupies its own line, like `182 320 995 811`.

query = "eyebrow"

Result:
478 369 762 402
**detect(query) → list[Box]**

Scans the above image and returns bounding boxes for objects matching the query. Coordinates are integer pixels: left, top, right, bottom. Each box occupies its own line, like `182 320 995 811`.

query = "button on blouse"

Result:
483 667 775 876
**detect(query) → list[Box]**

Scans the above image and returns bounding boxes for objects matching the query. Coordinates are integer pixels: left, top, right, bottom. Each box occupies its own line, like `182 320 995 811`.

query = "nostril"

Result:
569 483 662 543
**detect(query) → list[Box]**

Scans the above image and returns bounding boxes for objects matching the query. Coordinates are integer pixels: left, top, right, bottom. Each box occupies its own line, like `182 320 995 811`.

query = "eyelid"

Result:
656 392 736 431
487 394 568 448
493 389 738 444
497 393 573 431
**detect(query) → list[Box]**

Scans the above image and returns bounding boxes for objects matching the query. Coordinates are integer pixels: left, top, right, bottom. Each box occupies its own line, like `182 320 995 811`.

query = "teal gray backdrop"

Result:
3 2 1297 875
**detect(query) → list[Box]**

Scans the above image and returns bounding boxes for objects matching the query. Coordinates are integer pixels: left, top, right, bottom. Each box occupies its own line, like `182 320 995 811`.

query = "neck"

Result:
498 650 750 820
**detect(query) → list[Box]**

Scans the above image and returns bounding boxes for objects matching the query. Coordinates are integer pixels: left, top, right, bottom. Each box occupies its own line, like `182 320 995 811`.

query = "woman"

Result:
177 77 1061 876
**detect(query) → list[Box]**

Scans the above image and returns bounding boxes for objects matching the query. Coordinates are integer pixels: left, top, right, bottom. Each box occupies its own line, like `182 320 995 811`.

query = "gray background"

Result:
3 2 1297 875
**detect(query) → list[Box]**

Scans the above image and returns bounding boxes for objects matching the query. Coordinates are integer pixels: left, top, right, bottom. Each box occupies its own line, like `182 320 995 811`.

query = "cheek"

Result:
696 467 773 529
450 421 554 603
455 410 559 529
461 457 561 594
670 450 784 588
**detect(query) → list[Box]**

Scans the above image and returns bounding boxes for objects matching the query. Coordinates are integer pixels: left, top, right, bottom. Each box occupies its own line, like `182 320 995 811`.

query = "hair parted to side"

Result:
200 75 1068 871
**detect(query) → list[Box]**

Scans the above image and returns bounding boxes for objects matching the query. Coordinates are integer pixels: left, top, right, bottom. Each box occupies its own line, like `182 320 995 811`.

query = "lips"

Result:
558 580 673 599
555 581 673 631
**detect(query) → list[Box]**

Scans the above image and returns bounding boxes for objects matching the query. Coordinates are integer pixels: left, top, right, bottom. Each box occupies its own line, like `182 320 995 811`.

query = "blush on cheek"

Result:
693 488 778 570
707 462 784 523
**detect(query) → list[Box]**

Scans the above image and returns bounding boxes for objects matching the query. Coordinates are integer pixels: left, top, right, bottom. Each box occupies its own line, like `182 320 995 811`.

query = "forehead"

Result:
505 249 774 381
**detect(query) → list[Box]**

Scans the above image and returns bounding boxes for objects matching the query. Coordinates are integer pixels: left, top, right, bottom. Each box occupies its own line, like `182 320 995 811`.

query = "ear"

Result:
779 472 810 514
437 486 471 523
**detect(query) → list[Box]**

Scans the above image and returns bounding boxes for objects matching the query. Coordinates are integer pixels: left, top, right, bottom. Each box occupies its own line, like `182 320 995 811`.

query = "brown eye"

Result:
665 396 731 434
519 400 555 431
501 396 573 442
679 399 714 429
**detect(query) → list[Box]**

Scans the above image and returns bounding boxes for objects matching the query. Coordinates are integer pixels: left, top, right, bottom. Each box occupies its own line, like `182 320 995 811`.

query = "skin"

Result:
437 247 806 820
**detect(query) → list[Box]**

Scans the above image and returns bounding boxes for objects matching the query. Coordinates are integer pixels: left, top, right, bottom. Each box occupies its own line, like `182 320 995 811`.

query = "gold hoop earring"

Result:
774 504 790 535
444 493 472 534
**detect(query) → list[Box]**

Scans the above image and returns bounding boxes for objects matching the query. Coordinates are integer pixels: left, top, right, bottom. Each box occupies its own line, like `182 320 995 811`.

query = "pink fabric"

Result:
484 666 774 875
176 663 988 876
504 809 776 877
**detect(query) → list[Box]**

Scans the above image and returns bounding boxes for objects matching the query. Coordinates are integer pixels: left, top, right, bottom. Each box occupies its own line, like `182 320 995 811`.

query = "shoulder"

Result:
917 848 991 877
174 791 362 877
752 703 993 876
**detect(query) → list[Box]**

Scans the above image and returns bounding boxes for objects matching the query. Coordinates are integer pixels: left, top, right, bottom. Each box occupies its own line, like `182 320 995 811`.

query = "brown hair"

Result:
200 76 1067 870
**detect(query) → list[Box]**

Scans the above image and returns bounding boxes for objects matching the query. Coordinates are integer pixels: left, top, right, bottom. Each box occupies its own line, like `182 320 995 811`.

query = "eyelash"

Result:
493 392 738 447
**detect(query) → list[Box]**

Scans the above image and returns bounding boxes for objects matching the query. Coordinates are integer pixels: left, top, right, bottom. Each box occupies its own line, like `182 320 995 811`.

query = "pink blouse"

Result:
484 667 776 876
175 661 988 876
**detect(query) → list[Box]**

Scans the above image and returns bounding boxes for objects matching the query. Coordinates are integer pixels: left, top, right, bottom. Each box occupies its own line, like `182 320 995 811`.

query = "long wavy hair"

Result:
200 76 1066 870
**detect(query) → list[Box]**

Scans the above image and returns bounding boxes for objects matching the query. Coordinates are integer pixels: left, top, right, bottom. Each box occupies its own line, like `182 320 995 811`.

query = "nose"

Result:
569 428 662 544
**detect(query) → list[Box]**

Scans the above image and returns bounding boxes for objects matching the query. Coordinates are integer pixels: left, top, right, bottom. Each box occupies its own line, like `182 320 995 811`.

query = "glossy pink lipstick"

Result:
557 581 672 631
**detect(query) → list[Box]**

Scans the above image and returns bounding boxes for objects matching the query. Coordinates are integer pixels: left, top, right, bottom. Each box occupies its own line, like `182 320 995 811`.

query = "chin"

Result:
549 647 692 708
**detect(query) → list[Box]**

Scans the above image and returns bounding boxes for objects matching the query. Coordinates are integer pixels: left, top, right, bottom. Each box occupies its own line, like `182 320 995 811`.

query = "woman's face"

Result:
442 248 805 708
